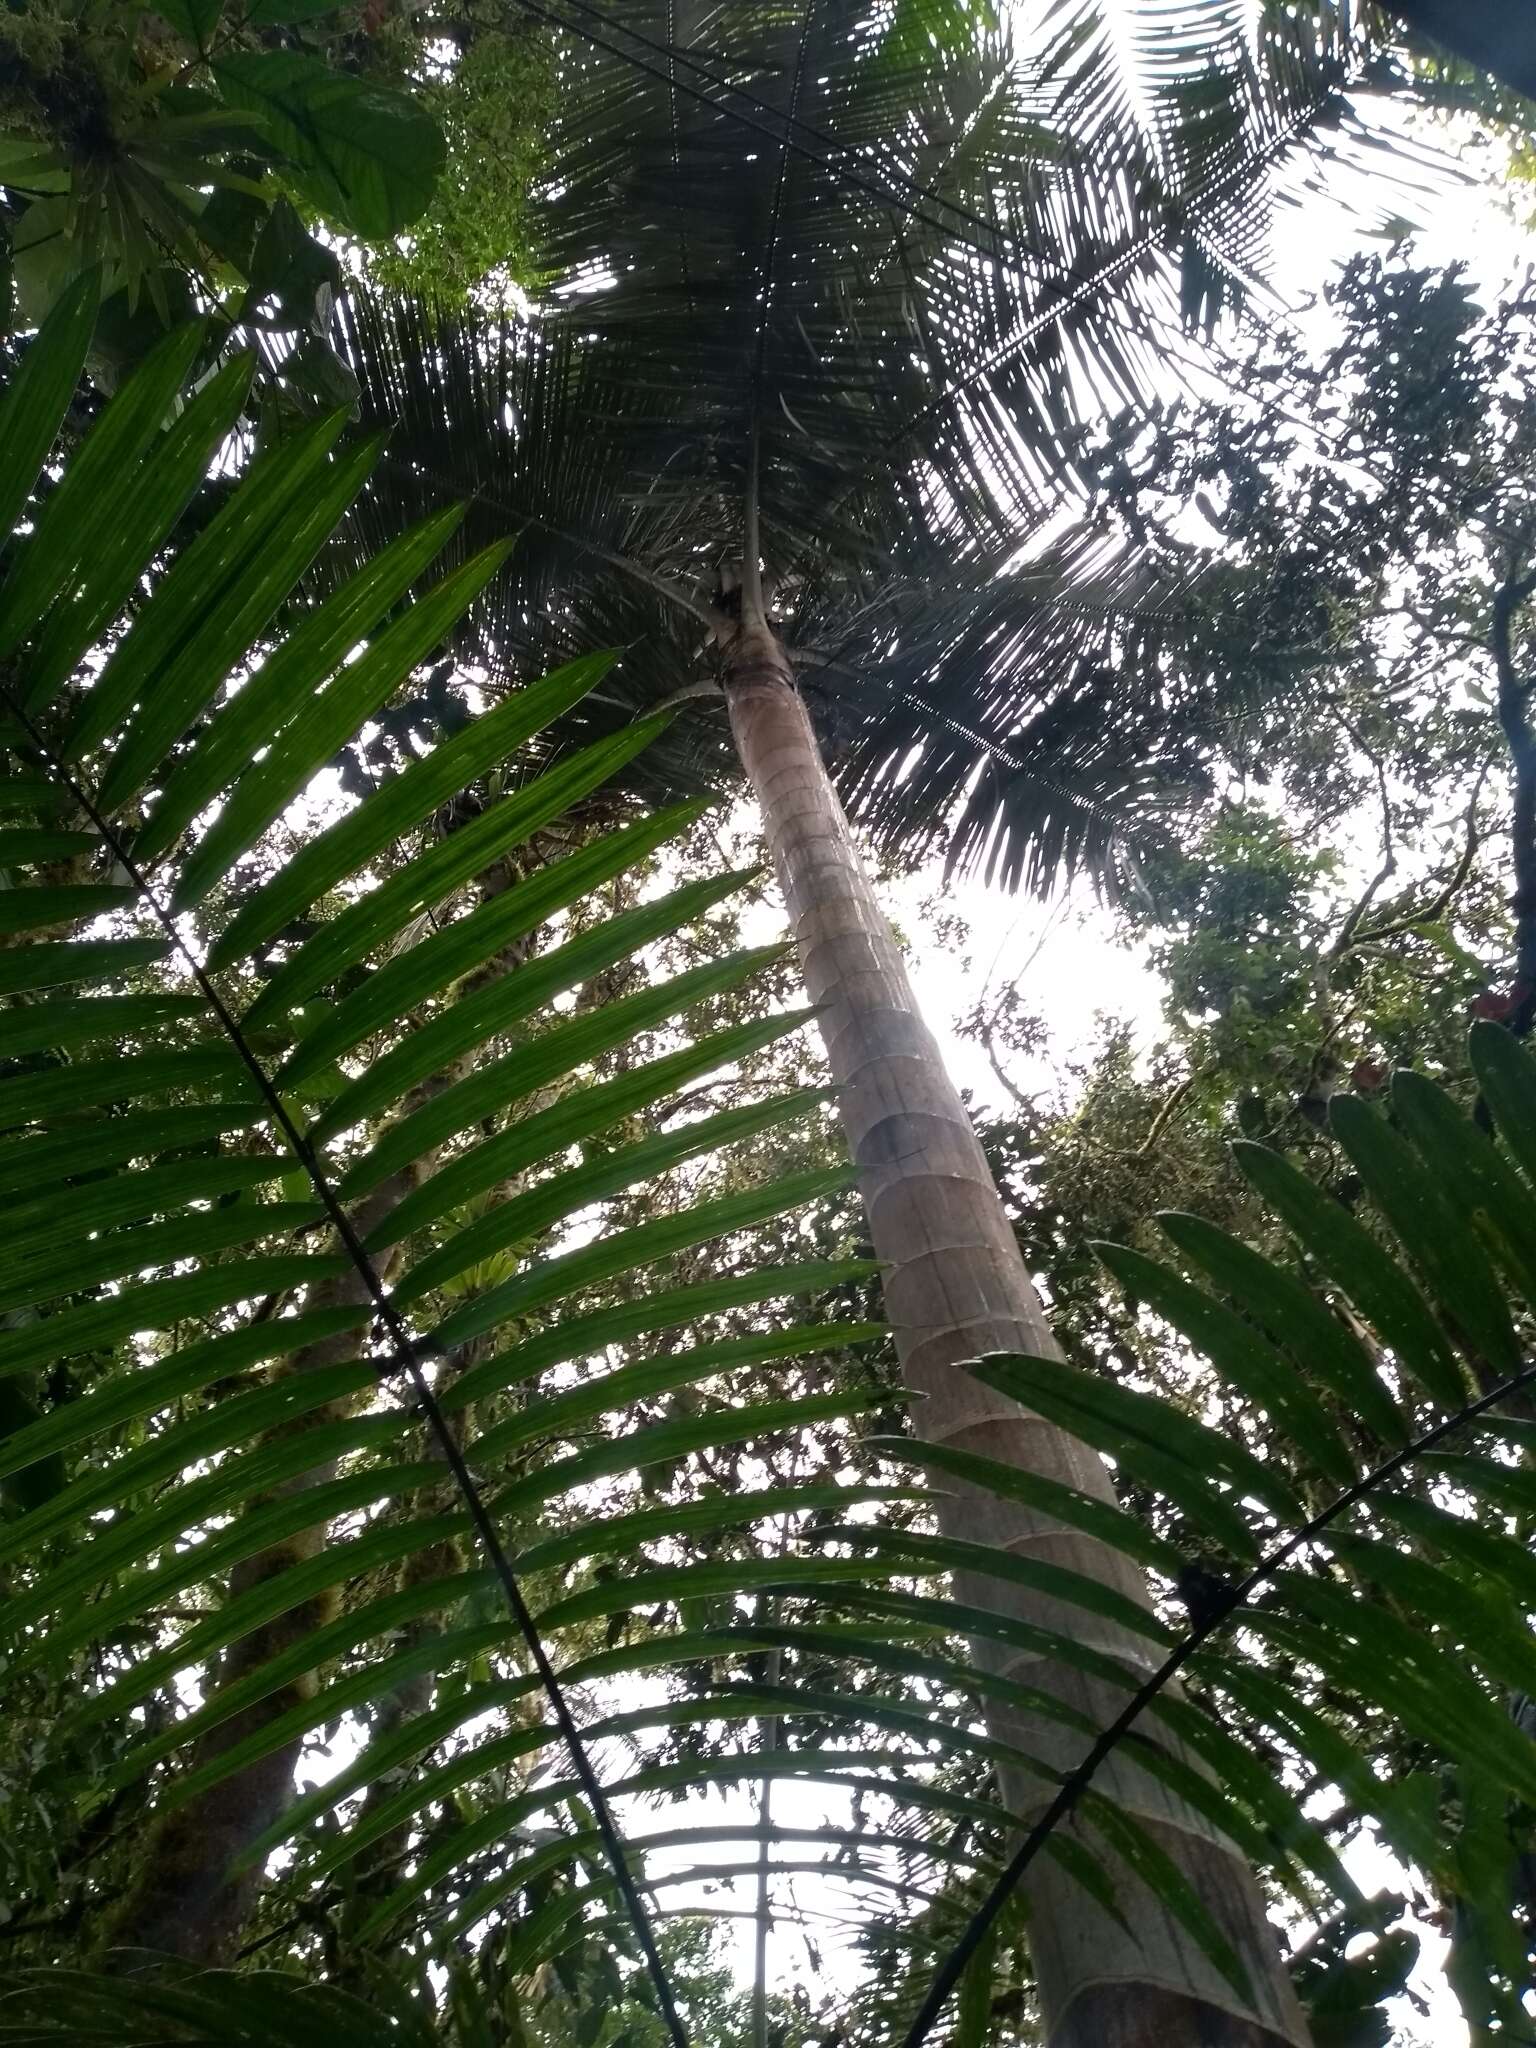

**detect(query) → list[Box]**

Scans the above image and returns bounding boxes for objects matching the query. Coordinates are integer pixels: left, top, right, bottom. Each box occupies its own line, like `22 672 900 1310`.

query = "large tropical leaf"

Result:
889 1034 1536 2041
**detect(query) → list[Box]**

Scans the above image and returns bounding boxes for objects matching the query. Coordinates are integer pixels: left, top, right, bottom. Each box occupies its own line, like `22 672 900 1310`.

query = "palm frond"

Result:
315 0 1433 886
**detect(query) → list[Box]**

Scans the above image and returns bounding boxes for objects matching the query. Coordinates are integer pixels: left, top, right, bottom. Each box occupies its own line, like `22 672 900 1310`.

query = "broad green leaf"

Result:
63 404 353 759
0 938 167 995
0 1104 261 1199
0 1305 366 1483
0 322 206 659
7 1410 408 1637
968 1353 1282 1557
512 1480 915 1578
0 319 207 659
1232 1140 1465 1411
135 505 466 867
152 1619 520 1830
0 1360 374 1565
1330 1092 1514 1378
863 1434 1184 1574
536 1554 908 1635
433 1166 853 1349
371 1005 809 1251
1040 1834 1130 1940
1392 1066 1536 1311
365 941 788 1214
93 429 388 810
82 1524 475 1755
360 1752 1006 1940
1142 1693 1359 1903
0 270 99 548
212 53 445 238
400 1087 825 1303
0 1254 346 1375
280 798 729 1105
1156 1210 1405 1449
822 1522 1173 1644
0 992 204 1058
1327 1531 1536 1699
22 352 256 713
236 713 676 1005
17 1450 439 1666
1421 1449 1536 1521
1083 1793 1253 2004
2 1153 290 1251
236 1665 530 1873
156 0 222 45
311 814 728 1137
845 1583 1157 1699
0 1042 256 1126
1201 1653 1445 1875
1098 1240 1356 1486
175 538 514 909
1470 1020 1536 1199
0 1200 323 1315
1372 1490 1536 1612
0 773 73 815
0 883 137 934
1252 1586 1536 1805
0 826 99 865
491 1388 889 1520
471 1320 887 1467
440 1258 877 1414
216 649 614 969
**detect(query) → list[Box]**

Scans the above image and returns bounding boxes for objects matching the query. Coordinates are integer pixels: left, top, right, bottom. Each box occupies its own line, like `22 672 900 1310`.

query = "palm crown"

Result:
337 0 1385 887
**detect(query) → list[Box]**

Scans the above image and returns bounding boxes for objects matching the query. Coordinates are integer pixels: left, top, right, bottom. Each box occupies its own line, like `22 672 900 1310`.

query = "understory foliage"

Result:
3 255 1536 2047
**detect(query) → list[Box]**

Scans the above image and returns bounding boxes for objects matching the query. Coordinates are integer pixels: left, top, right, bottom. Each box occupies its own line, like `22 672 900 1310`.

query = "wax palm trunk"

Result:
726 619 1308 2044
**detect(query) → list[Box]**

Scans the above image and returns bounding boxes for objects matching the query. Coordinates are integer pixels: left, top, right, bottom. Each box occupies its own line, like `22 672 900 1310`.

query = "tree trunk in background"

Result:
101 1181 427 1964
724 622 1310 2048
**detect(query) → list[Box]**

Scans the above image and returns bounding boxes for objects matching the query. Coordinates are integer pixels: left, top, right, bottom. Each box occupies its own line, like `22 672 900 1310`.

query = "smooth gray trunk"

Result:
725 624 1310 2047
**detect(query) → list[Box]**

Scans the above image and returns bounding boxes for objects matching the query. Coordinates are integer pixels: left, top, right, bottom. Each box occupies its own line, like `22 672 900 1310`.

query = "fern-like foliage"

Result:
8 275 1536 2045
895 1035 1536 2042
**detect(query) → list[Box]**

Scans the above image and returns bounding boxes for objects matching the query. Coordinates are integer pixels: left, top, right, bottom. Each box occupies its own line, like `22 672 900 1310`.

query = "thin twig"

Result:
1330 712 1396 958
1345 763 1489 953
1134 1059 1217 1159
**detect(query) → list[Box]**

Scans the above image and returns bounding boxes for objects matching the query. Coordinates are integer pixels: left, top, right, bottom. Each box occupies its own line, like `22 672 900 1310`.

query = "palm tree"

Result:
313 3 1425 2037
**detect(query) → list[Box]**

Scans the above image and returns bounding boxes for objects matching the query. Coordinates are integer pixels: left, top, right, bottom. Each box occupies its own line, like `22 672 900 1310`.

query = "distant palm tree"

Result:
320 4 1417 2038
